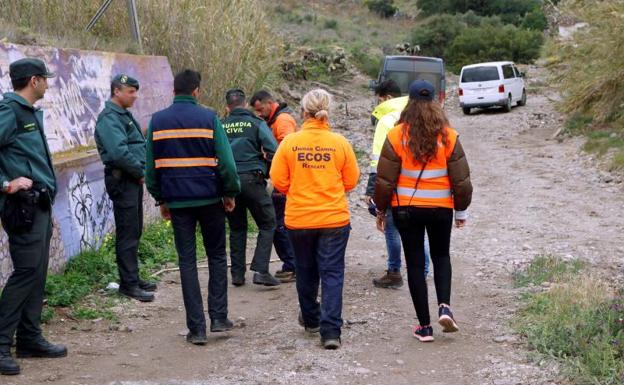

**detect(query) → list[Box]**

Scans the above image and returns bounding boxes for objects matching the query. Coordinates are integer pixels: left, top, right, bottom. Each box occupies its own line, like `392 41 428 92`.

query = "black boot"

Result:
252 272 281 287
16 339 67 358
119 286 155 302
0 349 19 375
210 318 234 332
139 280 158 292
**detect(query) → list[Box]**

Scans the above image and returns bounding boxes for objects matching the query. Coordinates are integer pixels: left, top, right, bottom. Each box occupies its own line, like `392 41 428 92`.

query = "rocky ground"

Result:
3 65 623 385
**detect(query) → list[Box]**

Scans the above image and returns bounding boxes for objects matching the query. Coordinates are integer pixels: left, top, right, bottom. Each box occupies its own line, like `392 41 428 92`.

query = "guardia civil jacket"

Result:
221 107 277 175
94 100 146 180
0 92 57 211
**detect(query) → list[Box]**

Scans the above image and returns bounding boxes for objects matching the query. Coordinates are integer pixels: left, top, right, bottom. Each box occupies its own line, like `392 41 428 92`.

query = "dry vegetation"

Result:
548 1 624 168
0 0 281 109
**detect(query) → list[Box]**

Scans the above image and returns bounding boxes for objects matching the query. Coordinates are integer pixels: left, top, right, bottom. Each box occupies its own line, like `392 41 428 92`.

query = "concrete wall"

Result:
0 43 173 287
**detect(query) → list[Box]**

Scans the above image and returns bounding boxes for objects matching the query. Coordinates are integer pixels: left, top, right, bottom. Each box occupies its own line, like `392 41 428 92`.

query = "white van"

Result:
458 61 526 115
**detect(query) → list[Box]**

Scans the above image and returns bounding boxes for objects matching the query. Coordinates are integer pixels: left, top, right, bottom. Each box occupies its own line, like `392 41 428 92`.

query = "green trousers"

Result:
0 206 52 348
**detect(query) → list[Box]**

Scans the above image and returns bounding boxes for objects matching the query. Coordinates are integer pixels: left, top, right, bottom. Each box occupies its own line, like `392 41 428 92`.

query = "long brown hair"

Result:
397 99 449 164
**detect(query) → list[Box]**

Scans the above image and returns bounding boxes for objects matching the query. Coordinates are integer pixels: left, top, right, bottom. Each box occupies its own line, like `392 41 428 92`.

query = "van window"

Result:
502 65 515 79
461 66 500 82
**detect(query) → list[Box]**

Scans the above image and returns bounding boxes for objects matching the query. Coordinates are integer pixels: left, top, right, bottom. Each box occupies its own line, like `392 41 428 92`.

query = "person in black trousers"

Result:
374 80 472 342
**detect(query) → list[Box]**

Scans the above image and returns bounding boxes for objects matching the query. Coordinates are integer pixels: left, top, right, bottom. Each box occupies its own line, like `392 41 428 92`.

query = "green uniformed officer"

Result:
0 58 68 376
94 74 155 302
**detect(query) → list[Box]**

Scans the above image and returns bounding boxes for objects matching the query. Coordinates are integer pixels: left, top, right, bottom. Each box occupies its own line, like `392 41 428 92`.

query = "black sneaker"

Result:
139 280 157 292
210 318 234 332
438 305 459 333
186 330 208 345
412 325 434 342
16 338 68 358
253 272 281 287
322 338 341 350
119 286 155 302
0 350 19 375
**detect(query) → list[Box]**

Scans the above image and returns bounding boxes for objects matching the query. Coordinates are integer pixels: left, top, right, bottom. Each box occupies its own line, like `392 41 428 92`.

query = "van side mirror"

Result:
369 80 378 91
520 72 526 78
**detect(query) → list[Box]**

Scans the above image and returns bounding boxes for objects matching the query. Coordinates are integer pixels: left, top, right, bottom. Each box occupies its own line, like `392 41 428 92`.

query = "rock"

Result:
120 325 134 333
106 282 119 291
493 335 517 343
129 353 139 357
396 359 405 365
235 317 247 328
354 367 371 375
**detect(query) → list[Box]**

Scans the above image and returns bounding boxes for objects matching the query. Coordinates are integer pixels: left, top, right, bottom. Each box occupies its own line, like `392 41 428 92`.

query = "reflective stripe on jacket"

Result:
387 124 457 209
150 100 222 202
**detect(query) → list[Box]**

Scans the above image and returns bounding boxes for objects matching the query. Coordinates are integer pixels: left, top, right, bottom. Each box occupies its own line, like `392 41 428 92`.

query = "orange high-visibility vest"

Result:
387 124 457 209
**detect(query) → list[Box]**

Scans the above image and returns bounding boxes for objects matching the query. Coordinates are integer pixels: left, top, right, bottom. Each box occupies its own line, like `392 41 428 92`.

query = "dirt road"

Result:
5 67 623 385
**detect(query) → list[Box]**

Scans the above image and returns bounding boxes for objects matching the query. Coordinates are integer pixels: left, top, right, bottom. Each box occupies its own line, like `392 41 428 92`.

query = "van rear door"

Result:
383 57 445 103
460 65 501 96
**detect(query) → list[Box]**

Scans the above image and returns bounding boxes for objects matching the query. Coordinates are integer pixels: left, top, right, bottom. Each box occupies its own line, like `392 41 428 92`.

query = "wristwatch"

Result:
2 180 9 193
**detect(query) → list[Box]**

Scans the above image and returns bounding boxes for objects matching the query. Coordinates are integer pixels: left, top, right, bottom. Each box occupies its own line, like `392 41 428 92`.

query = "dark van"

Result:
370 55 446 104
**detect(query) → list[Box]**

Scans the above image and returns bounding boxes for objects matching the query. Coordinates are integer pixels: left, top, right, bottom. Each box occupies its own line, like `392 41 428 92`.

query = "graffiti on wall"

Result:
0 42 173 153
0 43 173 287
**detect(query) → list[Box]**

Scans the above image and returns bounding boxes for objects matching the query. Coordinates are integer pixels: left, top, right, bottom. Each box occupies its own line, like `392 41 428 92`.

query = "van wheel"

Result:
517 90 527 106
503 95 512 112
462 107 471 115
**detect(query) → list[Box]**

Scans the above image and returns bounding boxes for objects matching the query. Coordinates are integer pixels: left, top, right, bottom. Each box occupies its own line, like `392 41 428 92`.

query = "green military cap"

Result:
112 74 140 90
9 58 55 80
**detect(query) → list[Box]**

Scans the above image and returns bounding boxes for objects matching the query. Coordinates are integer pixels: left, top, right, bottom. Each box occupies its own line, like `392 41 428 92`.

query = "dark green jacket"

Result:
145 95 240 209
94 100 145 180
221 108 277 175
0 92 57 211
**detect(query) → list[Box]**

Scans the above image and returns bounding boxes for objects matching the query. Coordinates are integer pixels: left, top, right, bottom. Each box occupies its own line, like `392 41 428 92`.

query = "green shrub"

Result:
410 14 467 58
324 19 339 30
417 0 544 27
444 23 543 72
365 0 398 18
410 14 542 72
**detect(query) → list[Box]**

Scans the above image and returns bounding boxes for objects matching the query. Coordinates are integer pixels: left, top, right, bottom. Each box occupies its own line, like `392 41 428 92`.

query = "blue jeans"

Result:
289 224 350 340
386 211 430 275
272 193 296 272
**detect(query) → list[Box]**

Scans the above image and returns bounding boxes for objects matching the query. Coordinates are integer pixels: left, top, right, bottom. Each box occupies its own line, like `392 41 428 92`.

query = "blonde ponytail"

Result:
301 88 331 121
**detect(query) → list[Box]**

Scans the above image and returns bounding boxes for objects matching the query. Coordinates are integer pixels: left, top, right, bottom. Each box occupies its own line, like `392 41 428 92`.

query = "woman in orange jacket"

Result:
374 80 472 342
270 88 360 350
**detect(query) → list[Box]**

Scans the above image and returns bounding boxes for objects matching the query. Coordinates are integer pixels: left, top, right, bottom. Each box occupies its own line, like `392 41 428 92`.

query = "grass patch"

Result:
513 254 584 288
43 214 259 321
349 44 382 79
513 256 624 384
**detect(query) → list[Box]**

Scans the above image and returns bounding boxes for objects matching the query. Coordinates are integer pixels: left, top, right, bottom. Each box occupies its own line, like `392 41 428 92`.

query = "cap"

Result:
9 58 55 80
408 79 435 101
112 74 140 90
